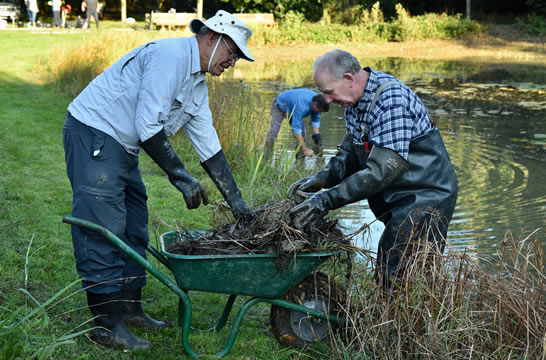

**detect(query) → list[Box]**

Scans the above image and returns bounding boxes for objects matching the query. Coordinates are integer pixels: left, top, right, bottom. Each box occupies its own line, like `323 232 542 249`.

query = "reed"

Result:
207 77 269 153
333 228 545 359
248 3 484 46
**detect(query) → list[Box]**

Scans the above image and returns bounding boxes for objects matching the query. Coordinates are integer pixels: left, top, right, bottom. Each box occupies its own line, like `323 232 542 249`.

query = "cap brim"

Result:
230 38 254 62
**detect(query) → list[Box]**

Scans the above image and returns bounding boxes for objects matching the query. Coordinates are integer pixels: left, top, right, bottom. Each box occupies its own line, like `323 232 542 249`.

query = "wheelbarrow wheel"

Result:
270 272 345 348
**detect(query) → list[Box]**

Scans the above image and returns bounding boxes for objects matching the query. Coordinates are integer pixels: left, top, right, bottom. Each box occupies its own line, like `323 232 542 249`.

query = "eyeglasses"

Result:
222 38 241 62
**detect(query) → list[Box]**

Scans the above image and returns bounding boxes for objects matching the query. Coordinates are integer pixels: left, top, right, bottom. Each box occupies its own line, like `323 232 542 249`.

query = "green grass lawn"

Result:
0 30 321 359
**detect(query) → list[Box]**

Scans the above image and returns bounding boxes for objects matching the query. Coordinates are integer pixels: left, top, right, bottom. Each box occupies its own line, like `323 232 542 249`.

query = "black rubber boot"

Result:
87 291 152 350
121 289 169 329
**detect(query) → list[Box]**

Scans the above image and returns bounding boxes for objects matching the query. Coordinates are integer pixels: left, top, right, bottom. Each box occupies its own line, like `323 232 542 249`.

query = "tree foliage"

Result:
31 0 546 22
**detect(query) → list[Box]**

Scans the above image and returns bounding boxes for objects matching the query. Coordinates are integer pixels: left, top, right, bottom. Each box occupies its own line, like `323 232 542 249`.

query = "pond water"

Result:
231 58 546 262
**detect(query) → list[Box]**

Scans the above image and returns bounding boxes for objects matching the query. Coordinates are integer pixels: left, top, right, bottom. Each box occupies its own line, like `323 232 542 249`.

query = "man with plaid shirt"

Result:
288 49 458 287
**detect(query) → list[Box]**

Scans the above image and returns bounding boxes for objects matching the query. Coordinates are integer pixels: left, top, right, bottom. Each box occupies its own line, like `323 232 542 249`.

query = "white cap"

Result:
190 10 254 62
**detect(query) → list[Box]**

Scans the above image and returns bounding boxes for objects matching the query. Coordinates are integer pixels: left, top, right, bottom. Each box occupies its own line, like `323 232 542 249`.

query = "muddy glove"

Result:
289 146 410 230
287 133 359 203
287 176 327 203
312 133 323 157
140 129 208 209
201 150 251 220
289 192 332 229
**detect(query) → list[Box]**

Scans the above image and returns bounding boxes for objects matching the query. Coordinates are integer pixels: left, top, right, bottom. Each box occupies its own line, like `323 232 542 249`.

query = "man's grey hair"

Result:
313 49 361 81
196 25 211 37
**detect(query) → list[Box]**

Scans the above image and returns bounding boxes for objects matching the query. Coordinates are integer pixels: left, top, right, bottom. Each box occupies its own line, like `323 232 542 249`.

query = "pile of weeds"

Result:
167 200 348 256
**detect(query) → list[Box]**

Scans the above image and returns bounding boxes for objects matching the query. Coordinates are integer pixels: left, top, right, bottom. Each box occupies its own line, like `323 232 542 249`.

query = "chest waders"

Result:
358 82 459 285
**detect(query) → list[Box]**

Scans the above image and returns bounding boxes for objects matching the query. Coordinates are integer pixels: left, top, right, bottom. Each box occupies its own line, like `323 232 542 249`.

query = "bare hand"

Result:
303 148 314 157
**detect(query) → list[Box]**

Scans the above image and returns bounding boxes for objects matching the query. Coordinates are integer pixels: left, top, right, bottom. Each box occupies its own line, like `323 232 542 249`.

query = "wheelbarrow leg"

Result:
216 297 264 358
177 291 198 359
179 294 237 333
212 294 237 332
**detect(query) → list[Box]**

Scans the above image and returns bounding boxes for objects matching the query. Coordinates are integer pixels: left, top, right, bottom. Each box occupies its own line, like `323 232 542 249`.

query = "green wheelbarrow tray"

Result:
62 215 343 358
160 230 338 298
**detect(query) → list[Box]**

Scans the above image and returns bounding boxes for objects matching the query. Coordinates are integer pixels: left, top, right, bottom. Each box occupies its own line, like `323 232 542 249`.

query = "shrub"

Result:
516 13 546 35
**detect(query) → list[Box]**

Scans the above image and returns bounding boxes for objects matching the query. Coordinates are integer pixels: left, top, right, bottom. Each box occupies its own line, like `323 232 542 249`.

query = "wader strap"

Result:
364 80 398 121
359 80 398 152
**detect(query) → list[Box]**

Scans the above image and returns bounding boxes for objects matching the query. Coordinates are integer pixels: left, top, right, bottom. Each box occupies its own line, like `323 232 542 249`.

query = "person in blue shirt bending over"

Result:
264 88 329 159
62 10 254 350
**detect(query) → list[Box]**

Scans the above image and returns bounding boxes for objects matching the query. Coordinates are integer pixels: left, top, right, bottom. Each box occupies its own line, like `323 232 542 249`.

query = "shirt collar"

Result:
189 36 202 75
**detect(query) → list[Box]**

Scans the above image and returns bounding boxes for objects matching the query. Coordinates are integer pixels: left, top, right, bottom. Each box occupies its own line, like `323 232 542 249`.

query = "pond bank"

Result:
249 32 546 66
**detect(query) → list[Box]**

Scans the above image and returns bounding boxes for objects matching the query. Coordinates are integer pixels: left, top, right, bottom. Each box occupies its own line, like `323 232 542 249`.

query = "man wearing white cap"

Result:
62 10 254 350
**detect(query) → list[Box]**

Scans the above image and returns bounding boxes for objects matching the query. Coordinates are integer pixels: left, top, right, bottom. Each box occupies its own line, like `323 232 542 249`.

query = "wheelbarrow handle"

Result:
61 216 189 301
146 242 171 271
61 215 197 359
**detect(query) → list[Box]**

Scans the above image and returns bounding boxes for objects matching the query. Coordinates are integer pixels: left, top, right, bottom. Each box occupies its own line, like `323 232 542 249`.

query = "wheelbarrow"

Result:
62 215 345 358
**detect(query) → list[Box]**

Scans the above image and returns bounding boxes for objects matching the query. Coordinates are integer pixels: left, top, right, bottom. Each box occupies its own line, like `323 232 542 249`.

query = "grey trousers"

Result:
63 113 148 294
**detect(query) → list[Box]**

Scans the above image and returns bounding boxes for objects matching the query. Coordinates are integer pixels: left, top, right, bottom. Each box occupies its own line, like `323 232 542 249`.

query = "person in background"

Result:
50 0 61 28
25 0 38 27
81 0 98 28
97 1 103 18
288 49 458 289
61 3 71 28
264 88 329 160
62 10 254 350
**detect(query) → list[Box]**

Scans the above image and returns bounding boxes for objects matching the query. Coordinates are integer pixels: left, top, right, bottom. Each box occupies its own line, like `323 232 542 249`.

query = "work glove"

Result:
289 134 359 201
140 130 208 209
288 192 332 230
287 176 328 203
312 133 324 157
289 145 410 230
201 150 252 220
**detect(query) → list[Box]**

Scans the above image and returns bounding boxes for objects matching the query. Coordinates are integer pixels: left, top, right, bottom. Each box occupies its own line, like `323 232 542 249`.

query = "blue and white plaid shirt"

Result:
345 67 433 159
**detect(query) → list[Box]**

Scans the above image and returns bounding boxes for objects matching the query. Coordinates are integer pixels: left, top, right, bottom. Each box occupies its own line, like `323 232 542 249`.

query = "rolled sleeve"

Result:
289 107 305 135
310 112 320 128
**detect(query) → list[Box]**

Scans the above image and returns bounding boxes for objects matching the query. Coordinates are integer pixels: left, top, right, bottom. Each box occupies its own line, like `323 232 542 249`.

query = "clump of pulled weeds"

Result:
167 200 349 256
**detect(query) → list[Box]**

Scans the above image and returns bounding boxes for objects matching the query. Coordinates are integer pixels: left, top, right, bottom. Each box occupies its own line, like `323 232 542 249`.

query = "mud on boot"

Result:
87 291 152 350
121 289 170 329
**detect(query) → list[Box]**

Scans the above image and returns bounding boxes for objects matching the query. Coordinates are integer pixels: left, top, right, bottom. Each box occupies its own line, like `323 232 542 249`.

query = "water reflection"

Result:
232 58 546 261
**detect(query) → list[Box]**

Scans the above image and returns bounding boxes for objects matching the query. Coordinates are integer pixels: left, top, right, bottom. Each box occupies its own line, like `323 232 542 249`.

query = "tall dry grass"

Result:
41 32 164 97
207 77 269 153
334 229 545 359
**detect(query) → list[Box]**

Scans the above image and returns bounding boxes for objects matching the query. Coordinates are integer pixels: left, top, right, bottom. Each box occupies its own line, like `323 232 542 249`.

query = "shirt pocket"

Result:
164 93 193 136
183 95 200 117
